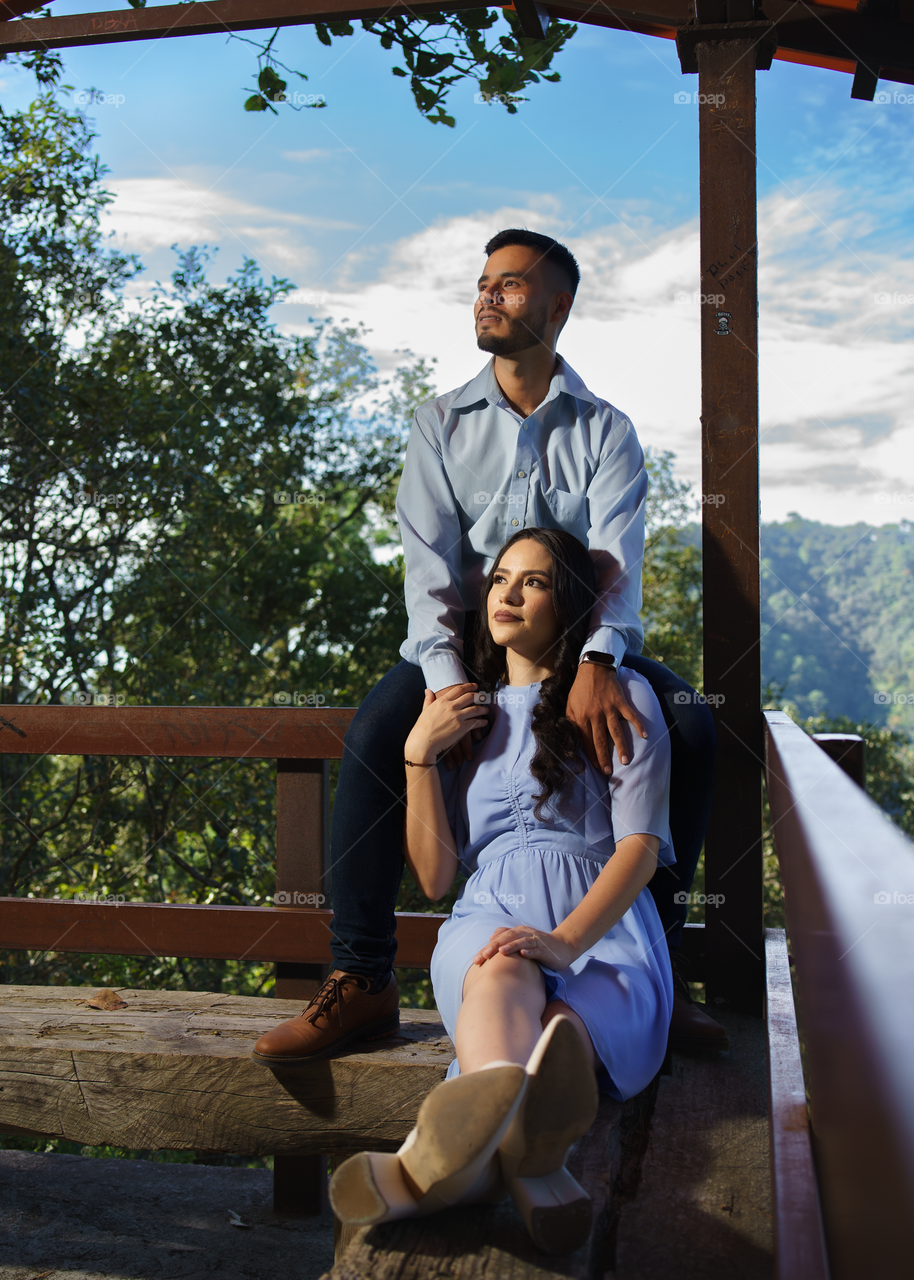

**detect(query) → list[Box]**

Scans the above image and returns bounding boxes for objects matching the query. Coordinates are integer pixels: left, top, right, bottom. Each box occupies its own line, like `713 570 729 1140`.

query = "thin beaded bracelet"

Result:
404 759 436 767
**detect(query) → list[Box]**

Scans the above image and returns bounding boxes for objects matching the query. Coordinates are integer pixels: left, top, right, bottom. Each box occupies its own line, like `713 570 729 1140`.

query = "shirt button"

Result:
511 518 519 526
517 470 526 478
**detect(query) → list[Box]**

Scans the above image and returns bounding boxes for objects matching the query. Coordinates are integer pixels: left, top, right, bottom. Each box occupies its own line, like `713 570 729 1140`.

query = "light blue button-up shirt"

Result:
396 355 646 692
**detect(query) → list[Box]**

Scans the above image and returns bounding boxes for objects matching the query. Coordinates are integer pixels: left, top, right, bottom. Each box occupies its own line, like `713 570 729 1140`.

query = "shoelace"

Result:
302 973 369 1027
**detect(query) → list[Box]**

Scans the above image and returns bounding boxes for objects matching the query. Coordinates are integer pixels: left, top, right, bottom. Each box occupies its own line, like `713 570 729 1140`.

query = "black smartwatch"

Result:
579 651 617 671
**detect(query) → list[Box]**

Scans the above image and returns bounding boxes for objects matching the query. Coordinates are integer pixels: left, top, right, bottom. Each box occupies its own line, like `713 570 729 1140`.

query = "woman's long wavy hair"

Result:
472 527 597 820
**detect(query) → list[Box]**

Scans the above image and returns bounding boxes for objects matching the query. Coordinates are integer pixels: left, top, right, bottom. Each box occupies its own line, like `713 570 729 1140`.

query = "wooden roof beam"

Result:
0 0 487 53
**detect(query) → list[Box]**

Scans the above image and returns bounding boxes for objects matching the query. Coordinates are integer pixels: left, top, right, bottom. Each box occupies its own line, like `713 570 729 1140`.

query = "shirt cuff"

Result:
420 651 468 693
581 626 629 670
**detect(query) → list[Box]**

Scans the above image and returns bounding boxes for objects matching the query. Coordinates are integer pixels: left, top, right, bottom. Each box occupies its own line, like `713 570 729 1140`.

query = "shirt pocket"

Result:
544 487 589 541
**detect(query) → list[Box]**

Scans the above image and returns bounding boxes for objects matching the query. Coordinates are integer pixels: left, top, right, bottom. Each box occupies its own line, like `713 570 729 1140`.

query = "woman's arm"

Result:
403 684 488 901
472 832 659 969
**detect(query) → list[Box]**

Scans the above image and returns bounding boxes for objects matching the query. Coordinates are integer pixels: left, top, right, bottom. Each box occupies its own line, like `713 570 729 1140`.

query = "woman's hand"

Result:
472 924 580 972
404 684 489 766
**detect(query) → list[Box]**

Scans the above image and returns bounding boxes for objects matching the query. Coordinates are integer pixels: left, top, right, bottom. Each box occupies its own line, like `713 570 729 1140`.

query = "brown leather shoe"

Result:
252 970 400 1065
668 951 729 1052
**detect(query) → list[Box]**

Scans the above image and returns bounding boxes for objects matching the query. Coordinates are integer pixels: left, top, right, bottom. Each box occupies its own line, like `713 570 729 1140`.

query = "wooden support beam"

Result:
0 704 355 760
275 759 329 1001
0 0 486 53
0 897 444 966
274 759 331 1215
679 29 768 1013
812 733 866 789
764 711 914 1278
765 928 830 1280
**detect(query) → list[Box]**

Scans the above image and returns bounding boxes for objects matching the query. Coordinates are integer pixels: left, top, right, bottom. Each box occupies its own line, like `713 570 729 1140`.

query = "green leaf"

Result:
244 94 268 112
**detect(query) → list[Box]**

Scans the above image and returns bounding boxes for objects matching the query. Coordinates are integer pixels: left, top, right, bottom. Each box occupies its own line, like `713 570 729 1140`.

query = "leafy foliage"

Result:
641 448 702 690
0 95 432 996
3 4 575 127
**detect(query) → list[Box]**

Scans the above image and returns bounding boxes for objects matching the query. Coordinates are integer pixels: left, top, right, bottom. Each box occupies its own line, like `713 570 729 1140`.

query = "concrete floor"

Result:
0 1151 334 1280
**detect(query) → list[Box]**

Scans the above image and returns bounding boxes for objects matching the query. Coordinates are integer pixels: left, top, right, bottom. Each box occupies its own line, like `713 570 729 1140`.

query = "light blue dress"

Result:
430 668 675 1101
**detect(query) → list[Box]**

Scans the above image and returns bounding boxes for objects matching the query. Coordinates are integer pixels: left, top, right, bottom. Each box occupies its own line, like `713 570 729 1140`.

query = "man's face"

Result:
474 245 571 356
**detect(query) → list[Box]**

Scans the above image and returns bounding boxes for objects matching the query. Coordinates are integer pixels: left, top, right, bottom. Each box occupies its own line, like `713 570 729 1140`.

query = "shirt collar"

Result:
450 354 600 412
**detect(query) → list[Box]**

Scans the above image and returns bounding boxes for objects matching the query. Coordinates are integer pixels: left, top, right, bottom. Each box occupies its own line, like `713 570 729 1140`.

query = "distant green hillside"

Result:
761 518 914 734
681 518 914 734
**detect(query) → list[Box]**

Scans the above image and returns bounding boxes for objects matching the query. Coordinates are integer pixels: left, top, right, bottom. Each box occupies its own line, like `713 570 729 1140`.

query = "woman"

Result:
330 528 674 1254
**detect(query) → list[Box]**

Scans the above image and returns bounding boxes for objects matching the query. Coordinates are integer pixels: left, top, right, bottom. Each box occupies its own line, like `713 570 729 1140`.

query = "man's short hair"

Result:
484 229 580 297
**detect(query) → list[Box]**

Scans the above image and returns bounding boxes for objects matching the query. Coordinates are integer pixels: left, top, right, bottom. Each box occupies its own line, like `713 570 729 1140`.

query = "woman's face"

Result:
487 538 561 663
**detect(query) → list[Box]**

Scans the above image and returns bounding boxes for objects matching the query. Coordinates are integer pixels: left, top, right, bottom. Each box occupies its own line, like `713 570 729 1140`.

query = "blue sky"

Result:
3 7 913 524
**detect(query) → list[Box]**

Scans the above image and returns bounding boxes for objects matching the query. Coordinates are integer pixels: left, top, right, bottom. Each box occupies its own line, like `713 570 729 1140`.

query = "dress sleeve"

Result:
608 669 676 866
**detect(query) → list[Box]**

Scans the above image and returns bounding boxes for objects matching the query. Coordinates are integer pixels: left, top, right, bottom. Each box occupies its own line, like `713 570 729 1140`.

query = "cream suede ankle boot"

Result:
329 1063 527 1226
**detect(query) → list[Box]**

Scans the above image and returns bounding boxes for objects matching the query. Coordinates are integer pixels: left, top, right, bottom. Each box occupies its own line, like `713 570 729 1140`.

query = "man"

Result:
253 229 725 1067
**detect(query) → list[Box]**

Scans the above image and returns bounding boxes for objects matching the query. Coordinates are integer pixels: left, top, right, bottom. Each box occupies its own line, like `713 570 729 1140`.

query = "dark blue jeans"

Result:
328 654 716 977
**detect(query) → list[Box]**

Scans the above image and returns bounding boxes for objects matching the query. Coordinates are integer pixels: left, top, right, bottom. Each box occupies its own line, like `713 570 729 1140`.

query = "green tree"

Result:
0 94 430 994
641 448 702 690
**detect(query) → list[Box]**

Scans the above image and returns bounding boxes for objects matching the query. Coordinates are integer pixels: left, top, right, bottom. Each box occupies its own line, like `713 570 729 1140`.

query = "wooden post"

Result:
275 758 329 1001
677 20 774 1014
273 757 330 1216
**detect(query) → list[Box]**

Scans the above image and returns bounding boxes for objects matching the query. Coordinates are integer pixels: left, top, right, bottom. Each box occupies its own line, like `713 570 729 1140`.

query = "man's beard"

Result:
476 304 549 356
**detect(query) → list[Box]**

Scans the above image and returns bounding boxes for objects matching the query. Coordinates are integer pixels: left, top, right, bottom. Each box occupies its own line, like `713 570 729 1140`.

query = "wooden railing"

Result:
0 702 707 983
0 704 447 999
764 710 914 1280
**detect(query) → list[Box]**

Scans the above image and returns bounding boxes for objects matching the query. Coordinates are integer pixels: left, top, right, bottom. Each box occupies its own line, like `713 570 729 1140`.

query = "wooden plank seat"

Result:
0 986 452 1155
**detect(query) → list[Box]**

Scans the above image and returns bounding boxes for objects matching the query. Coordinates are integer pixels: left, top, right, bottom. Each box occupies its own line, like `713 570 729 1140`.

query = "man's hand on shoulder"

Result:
566 662 647 775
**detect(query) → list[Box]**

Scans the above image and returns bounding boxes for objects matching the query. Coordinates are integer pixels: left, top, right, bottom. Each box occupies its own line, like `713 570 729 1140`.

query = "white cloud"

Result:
100 177 359 270
101 179 914 526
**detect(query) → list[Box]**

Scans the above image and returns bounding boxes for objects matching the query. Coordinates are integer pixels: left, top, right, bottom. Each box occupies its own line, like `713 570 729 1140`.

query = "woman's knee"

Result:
463 951 543 998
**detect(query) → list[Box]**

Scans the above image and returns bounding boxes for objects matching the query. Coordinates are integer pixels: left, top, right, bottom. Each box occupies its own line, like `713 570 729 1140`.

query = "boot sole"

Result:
401 1066 527 1198
251 1011 400 1065
505 1016 599 1179
330 1151 419 1225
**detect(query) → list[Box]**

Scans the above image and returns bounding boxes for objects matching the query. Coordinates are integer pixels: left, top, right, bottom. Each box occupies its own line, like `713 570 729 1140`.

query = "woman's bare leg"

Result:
456 952 547 1072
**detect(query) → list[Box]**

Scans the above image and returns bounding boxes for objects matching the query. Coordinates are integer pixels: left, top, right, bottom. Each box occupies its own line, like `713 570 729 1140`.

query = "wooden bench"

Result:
0 986 451 1156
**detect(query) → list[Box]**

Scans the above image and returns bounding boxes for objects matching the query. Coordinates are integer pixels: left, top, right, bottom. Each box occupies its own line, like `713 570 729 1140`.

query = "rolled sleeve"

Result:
396 408 469 691
584 416 647 663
